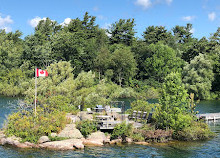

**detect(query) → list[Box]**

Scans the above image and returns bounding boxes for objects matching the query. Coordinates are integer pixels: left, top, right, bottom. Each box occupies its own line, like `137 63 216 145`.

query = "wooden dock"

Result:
196 113 220 121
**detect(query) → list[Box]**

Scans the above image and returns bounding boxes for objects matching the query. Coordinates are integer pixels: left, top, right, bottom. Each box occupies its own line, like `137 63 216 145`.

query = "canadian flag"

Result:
36 68 48 77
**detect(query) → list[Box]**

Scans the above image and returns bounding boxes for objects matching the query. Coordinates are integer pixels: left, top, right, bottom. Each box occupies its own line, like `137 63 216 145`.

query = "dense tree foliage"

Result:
0 12 219 100
2 12 218 143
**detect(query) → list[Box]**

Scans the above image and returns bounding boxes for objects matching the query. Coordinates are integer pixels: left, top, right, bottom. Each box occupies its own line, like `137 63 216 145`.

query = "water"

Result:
0 97 220 158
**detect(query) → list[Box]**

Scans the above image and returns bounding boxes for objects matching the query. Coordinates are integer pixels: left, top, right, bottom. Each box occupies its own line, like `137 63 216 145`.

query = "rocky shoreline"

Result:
0 113 150 150
0 130 149 150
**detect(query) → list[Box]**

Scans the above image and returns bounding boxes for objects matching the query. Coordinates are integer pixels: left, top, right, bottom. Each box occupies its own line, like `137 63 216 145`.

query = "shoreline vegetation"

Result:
0 12 219 150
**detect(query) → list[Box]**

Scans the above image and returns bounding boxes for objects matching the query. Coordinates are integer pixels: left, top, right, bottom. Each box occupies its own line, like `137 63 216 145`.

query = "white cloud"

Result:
135 0 173 9
2 26 12 32
135 0 152 9
182 16 195 21
208 12 216 21
0 14 13 32
189 28 195 34
165 0 173 5
0 15 13 26
61 18 71 26
28 16 47 28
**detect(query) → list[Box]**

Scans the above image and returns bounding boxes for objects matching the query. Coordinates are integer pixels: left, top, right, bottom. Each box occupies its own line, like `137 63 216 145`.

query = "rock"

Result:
4 136 21 145
109 139 122 145
66 113 80 123
0 136 33 148
39 141 74 150
77 111 93 121
83 131 107 146
83 139 103 146
0 131 5 139
39 139 84 150
71 139 84 149
24 142 36 148
38 136 50 144
134 142 149 145
103 139 111 144
57 124 83 139
50 133 57 138
15 142 31 148
0 138 6 145
126 137 133 143
87 131 107 142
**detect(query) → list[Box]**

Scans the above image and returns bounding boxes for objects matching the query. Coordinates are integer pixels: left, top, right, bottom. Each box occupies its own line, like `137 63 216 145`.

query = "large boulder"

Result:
77 111 93 121
82 131 107 146
57 124 83 139
39 139 84 150
66 113 80 123
37 136 50 144
83 139 103 146
0 136 34 148
87 131 107 142
109 139 122 145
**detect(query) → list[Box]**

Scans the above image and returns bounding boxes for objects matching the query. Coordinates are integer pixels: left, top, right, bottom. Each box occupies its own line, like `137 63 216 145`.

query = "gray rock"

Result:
87 131 107 142
38 136 50 144
126 137 133 143
109 139 122 145
50 133 57 138
83 139 104 146
57 124 83 139
39 139 84 150
77 111 93 121
66 113 80 123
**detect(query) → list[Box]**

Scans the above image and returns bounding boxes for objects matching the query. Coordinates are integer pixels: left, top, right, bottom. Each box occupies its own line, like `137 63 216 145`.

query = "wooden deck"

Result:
196 113 220 121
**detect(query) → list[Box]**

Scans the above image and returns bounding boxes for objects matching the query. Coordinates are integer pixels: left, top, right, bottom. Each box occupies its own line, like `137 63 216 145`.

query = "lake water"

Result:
0 96 219 158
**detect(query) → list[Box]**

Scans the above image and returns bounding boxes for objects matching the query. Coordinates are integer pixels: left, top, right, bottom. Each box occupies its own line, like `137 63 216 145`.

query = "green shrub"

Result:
131 133 145 142
5 110 68 143
111 122 133 142
174 121 216 141
76 120 97 138
48 136 67 141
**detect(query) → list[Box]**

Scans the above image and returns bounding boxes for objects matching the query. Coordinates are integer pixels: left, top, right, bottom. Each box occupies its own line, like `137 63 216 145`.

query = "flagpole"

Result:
35 67 37 117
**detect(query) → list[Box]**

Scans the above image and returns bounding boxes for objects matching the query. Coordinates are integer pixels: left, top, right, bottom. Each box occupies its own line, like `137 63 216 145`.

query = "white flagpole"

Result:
35 67 37 117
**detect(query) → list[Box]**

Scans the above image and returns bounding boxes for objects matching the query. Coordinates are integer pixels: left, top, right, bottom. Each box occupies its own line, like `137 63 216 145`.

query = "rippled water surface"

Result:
0 96 220 158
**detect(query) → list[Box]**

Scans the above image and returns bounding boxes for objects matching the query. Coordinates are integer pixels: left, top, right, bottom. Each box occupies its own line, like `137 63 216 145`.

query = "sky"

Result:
0 0 219 39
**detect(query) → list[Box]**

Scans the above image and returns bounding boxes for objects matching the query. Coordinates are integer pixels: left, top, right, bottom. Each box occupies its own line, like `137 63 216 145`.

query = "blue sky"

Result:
0 0 219 39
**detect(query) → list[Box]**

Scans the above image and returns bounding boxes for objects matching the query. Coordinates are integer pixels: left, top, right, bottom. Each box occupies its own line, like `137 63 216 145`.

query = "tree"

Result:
94 47 112 80
172 23 193 44
111 46 137 86
154 72 192 131
183 53 214 99
108 19 135 46
144 43 184 82
143 26 174 45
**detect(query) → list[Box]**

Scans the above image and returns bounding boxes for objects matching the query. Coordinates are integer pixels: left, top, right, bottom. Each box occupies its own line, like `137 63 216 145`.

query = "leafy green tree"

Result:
172 23 193 44
154 72 193 132
207 46 220 92
108 19 135 46
144 43 184 82
143 26 174 45
111 46 137 86
94 47 112 80
183 53 214 99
